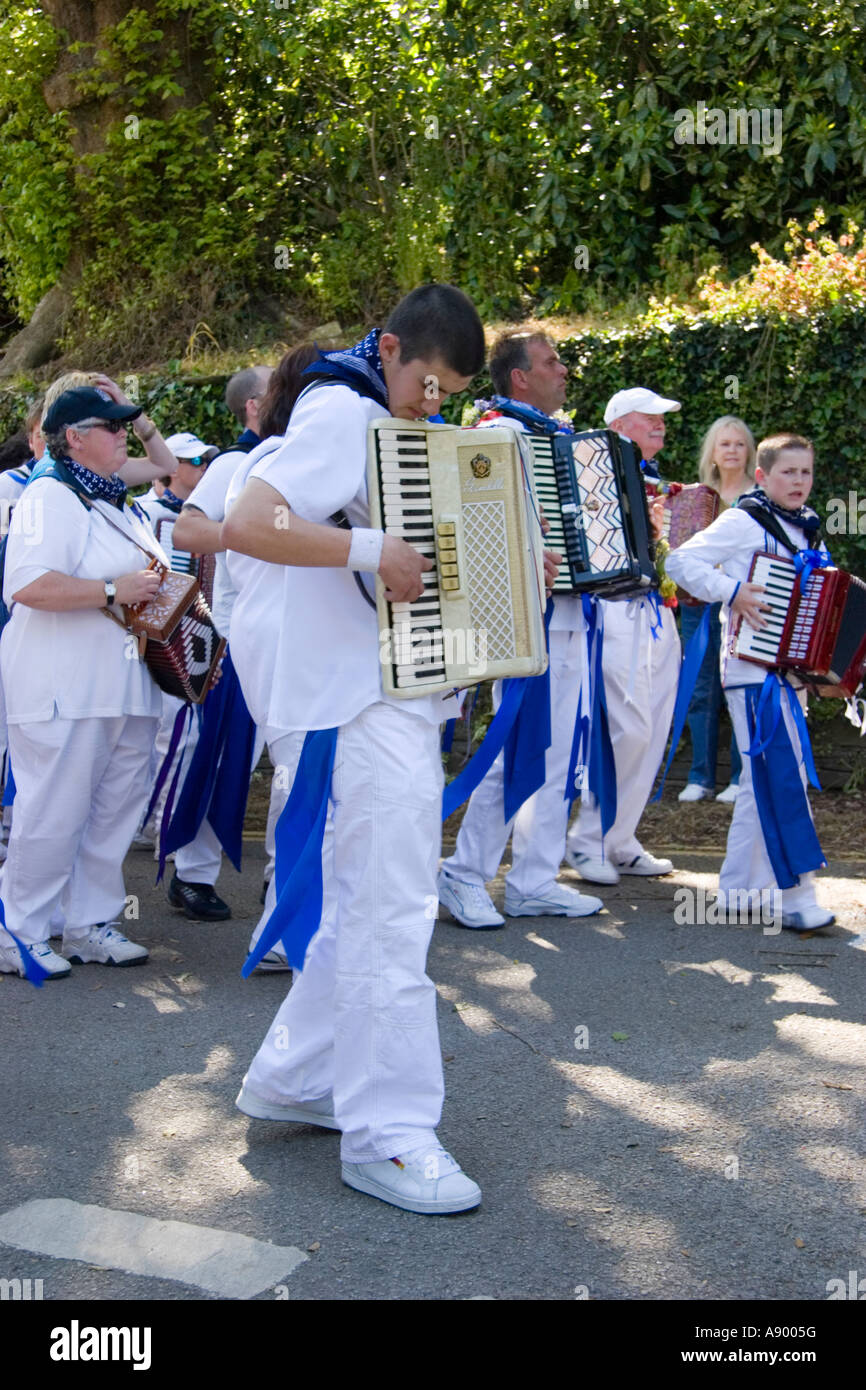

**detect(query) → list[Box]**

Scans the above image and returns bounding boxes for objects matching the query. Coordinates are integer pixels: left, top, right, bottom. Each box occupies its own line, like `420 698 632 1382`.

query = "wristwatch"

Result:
104 581 117 606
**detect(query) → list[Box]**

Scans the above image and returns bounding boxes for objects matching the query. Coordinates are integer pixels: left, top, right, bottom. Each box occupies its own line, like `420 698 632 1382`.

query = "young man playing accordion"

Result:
666 435 835 932
222 285 486 1214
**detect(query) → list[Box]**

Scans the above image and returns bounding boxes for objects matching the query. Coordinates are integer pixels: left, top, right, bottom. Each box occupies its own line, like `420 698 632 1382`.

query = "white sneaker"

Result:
615 852 674 876
0 939 71 979
342 1141 481 1214
715 783 740 804
252 949 292 974
781 906 836 933
678 783 712 802
235 1079 339 1129
563 849 620 885
62 923 149 967
438 871 505 929
505 881 603 918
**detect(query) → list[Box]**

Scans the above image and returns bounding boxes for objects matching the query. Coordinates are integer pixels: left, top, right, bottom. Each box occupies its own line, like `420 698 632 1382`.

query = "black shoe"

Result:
167 874 232 922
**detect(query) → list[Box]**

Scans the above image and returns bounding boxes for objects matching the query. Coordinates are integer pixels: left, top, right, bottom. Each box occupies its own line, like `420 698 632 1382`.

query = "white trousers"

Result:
0 714 157 945
443 627 586 895
567 599 679 863
147 694 223 885
245 701 446 1162
720 687 818 912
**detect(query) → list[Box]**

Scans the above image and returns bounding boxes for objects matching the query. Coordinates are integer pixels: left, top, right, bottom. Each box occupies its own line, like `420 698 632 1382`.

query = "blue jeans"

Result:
679 602 742 790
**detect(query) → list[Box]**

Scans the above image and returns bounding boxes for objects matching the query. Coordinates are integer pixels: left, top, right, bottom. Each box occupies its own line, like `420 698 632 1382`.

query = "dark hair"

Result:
225 365 272 426
258 343 323 437
756 433 813 472
0 431 32 472
383 284 485 378
488 331 551 398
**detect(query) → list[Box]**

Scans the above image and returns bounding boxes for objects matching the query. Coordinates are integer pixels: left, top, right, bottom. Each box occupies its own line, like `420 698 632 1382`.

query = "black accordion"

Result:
528 429 657 599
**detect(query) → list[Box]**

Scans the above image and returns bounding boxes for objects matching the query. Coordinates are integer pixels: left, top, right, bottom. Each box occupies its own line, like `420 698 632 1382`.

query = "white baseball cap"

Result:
603 387 681 424
164 431 215 458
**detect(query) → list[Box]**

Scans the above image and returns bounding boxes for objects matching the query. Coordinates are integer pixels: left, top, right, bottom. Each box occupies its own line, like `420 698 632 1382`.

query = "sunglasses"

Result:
91 419 129 434
179 455 208 467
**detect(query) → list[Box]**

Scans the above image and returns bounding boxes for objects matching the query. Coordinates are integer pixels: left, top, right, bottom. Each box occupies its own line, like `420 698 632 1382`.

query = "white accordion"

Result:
367 419 548 697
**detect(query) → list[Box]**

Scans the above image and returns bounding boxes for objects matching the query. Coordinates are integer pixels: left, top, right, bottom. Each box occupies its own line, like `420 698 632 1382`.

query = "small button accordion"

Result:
731 550 866 697
126 560 225 704
527 429 657 598
367 419 548 697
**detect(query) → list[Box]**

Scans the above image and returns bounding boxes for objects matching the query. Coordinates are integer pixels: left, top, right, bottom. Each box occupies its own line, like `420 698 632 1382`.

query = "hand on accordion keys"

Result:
116 567 163 608
543 546 562 597
732 581 773 631
648 495 666 542
379 533 434 603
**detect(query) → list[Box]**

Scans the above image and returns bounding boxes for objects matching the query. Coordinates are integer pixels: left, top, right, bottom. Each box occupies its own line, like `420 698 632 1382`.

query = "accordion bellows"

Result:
661 483 722 605
126 570 225 704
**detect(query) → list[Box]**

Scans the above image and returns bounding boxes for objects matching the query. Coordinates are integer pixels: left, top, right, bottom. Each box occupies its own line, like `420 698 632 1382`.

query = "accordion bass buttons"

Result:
436 516 464 597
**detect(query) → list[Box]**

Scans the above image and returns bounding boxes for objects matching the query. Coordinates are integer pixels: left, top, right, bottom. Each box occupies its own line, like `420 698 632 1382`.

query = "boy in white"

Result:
665 434 834 932
222 286 485 1214
565 387 681 884
438 331 602 926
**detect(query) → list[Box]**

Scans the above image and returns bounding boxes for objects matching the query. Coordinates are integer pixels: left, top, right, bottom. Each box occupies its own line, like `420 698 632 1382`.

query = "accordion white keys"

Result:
367 419 548 697
526 429 657 598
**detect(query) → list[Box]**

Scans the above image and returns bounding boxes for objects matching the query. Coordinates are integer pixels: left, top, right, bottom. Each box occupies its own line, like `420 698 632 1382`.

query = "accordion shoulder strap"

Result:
737 498 812 555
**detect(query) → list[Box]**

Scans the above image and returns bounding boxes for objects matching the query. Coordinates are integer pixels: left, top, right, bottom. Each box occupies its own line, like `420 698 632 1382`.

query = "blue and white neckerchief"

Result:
737 485 822 538
487 396 575 436
302 328 388 409
639 458 661 482
159 488 185 512
61 455 127 509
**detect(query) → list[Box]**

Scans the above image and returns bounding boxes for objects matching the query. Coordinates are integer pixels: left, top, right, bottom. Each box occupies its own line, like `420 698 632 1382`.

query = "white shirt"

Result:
226 384 455 733
2 479 165 723
183 450 249 634
0 466 32 539
665 505 810 687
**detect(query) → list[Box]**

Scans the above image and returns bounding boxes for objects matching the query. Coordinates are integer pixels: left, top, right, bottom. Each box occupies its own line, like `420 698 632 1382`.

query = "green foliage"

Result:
5 0 866 356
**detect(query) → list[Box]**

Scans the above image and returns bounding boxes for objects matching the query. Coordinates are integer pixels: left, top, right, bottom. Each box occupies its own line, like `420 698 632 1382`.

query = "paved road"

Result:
1 839 864 1304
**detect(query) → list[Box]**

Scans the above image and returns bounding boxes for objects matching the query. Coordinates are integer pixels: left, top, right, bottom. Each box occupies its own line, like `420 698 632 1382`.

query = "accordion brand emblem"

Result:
470 453 492 479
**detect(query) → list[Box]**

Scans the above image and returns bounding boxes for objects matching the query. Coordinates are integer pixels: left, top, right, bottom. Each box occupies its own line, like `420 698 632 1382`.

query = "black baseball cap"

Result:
43 387 142 434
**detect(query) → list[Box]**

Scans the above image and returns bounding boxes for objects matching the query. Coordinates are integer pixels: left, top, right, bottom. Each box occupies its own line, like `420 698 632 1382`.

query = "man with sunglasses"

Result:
138 433 232 923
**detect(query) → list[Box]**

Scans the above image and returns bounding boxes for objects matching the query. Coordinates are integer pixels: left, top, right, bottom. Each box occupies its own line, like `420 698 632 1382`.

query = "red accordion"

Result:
648 481 721 606
731 550 866 698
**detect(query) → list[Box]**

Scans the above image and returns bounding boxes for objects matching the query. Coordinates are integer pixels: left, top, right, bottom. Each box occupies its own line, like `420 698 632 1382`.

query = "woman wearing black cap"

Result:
0 387 165 982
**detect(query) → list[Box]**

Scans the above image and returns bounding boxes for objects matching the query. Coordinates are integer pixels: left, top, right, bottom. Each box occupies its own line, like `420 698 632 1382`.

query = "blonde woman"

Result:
678 415 756 804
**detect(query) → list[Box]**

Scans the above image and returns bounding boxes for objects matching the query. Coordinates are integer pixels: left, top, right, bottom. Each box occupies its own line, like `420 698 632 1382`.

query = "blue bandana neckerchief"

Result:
62 455 127 509
487 396 575 436
302 328 388 409
737 485 822 538
743 673 825 888
158 488 185 512
640 458 661 483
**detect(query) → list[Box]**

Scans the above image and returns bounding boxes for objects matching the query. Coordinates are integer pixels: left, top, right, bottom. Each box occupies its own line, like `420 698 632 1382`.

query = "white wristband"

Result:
347 527 385 573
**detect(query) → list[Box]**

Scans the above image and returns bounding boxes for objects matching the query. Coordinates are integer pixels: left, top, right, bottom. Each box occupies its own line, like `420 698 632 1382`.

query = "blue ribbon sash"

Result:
241 728 339 975
744 674 825 889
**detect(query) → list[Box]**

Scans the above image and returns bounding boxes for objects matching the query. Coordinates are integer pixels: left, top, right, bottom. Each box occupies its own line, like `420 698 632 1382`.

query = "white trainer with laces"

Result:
678 783 712 802
781 906 836 933
437 871 505 929
0 939 71 979
715 783 740 804
505 881 603 918
563 850 620 885
615 852 674 876
62 923 149 967
342 1141 481 1214
235 1079 339 1129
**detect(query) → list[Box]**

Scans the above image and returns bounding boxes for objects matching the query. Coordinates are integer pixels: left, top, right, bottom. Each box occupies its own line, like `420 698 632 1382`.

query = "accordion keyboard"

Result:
378 427 446 688
733 552 796 665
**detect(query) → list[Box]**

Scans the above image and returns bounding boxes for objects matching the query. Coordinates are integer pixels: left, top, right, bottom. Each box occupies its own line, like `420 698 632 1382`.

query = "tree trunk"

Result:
0 0 215 374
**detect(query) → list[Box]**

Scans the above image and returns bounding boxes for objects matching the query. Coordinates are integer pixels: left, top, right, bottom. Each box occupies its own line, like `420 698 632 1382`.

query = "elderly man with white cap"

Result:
565 386 682 884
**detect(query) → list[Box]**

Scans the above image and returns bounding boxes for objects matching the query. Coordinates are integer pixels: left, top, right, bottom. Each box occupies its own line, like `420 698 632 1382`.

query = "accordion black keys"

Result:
527 430 657 599
731 551 866 697
367 419 548 696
